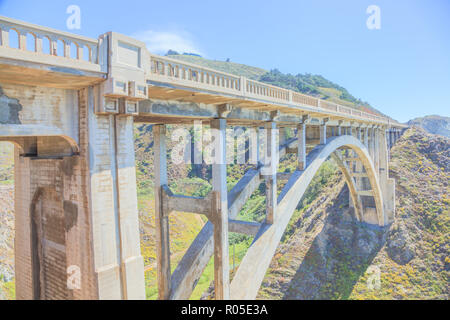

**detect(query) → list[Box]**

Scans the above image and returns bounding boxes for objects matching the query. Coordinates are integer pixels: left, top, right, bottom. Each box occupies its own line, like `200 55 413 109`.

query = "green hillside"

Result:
166 54 266 80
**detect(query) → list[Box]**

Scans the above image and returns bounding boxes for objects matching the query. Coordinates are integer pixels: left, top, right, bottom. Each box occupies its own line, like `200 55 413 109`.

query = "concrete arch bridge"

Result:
0 16 405 300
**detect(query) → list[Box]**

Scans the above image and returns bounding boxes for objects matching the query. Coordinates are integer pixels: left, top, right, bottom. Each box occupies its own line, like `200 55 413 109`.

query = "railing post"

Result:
211 118 230 300
154 124 171 300
77 45 83 60
241 77 247 95
0 27 9 47
18 30 26 50
35 35 43 53
51 37 57 55
64 41 71 58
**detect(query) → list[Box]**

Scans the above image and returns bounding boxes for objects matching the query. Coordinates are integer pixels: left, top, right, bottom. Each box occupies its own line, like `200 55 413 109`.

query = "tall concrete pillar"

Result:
364 127 369 147
11 86 146 300
319 121 327 145
374 127 380 173
264 122 278 224
211 118 230 300
86 88 145 300
370 127 376 161
297 122 306 170
378 128 395 225
154 124 171 299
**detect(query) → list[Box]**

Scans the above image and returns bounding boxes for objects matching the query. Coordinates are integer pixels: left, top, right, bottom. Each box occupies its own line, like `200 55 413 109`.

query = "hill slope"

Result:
407 115 450 138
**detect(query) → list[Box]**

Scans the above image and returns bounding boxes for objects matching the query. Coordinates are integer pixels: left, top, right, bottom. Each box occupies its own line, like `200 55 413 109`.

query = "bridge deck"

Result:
0 15 406 129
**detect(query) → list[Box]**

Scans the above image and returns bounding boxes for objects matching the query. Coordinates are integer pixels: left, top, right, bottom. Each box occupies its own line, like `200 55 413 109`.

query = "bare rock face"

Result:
407 115 450 138
386 223 415 265
0 85 23 125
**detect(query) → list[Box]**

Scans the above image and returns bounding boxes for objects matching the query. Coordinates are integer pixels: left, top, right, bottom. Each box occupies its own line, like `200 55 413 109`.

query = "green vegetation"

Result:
0 277 15 300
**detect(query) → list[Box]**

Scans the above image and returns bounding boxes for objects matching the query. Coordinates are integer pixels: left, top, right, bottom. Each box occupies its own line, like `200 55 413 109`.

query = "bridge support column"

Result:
379 128 395 224
279 127 287 146
319 120 327 145
211 118 230 300
154 124 171 299
297 122 306 170
374 127 380 172
86 89 145 300
364 127 369 148
370 127 376 161
353 127 364 209
264 122 278 224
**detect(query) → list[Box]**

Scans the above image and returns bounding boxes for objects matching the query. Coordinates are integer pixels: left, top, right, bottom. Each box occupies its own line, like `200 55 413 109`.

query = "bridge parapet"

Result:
0 16 406 129
148 54 243 96
0 15 105 72
145 51 395 126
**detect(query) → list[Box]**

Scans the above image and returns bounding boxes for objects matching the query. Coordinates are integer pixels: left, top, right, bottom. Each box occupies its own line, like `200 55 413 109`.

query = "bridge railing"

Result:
147 54 392 125
0 16 101 68
149 54 242 95
245 79 290 103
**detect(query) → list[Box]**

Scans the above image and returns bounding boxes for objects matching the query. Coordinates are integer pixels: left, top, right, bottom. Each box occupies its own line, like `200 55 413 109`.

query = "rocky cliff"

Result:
407 115 450 138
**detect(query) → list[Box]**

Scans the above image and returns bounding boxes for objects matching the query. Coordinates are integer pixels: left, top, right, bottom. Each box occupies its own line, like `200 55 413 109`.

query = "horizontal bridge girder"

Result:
352 172 368 178
344 157 361 162
228 219 262 236
357 190 374 197
277 172 293 180
161 185 213 218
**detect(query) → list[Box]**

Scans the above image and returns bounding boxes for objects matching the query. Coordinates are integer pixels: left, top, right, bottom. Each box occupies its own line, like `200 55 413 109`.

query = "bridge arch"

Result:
230 134 385 299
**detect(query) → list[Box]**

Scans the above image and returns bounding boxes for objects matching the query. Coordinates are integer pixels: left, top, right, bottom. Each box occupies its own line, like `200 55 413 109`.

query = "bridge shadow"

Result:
280 186 388 300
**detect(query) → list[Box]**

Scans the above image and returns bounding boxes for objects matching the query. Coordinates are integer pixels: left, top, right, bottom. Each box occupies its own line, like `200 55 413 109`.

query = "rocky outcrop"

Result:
407 115 450 138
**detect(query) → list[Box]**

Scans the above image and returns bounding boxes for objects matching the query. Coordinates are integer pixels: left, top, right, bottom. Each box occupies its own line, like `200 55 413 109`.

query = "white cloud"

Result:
132 29 203 56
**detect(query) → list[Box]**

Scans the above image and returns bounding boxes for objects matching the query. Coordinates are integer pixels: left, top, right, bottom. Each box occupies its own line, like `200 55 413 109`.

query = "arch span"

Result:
230 135 385 300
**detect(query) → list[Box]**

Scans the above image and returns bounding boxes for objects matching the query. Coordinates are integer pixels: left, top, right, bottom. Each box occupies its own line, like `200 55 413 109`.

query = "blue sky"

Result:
1 0 449 122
